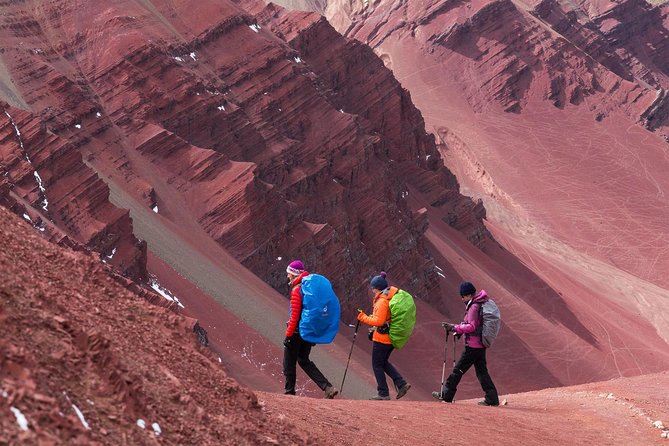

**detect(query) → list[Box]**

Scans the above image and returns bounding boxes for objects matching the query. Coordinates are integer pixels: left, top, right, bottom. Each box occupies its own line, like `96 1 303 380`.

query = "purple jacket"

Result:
452 290 488 348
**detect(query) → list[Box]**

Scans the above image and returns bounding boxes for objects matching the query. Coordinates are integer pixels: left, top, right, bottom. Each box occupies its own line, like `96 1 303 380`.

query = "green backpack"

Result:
388 288 416 349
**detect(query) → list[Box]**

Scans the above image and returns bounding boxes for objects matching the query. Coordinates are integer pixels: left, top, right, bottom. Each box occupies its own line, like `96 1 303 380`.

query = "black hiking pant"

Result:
283 333 331 394
442 346 498 404
372 341 407 397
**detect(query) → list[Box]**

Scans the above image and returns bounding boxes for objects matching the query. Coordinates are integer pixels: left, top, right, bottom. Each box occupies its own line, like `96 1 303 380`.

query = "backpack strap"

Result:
471 301 484 337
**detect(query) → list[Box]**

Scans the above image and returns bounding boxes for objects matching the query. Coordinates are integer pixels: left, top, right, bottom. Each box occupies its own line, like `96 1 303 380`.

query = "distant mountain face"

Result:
0 0 487 315
301 0 669 319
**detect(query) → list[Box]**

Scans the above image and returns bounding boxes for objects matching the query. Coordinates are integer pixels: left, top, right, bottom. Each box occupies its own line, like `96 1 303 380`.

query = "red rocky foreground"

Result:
0 206 310 445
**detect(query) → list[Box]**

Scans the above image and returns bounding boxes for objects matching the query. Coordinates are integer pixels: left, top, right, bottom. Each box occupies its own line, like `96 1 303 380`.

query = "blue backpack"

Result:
298 274 341 344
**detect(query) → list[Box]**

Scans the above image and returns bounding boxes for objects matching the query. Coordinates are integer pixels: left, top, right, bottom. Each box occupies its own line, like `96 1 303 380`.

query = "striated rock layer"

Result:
311 0 669 321
0 0 488 316
0 103 147 280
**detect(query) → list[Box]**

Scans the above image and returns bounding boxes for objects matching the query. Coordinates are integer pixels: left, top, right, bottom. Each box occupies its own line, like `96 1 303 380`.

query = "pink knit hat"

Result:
286 260 305 275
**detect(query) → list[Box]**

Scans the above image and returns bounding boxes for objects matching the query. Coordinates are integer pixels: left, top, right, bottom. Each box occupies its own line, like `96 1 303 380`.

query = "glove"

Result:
357 311 366 322
454 332 462 340
283 336 292 347
442 322 456 332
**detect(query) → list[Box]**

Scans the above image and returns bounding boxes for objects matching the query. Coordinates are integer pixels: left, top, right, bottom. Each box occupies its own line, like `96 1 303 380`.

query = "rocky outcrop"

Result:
0 103 147 280
531 0 669 135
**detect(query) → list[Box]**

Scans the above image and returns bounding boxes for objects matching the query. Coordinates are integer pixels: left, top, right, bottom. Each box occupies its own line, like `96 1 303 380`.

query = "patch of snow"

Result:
137 419 146 429
152 205 158 213
217 105 225 111
174 56 184 62
607 393 615 399
333 179 339 184
661 430 668 438
149 276 185 308
653 421 665 429
71 404 90 430
294 56 302 63
96 112 102 118
437 272 446 278
278 108 282 112
339 109 344 113
189 52 197 61
401 191 409 198
23 213 31 222
218 357 222 363
276 256 282 261
435 265 443 272
10 407 29 431
426 154 431 160
5 111 21 137
106 247 117 259
74 124 81 129
1 390 8 398
249 24 261 33
152 422 161 436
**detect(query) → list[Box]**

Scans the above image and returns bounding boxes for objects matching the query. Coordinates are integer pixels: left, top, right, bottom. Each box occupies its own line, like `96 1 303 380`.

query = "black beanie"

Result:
370 272 388 290
459 281 476 296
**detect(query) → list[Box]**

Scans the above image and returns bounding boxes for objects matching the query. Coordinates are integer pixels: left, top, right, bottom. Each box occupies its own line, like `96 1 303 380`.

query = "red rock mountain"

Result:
1 0 669 438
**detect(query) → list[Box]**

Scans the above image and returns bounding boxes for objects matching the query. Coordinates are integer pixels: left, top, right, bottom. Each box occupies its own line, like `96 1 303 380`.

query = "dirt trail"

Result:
259 371 669 445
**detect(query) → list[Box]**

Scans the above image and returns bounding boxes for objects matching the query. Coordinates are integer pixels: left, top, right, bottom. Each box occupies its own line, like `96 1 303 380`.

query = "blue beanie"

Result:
459 281 476 296
370 272 388 290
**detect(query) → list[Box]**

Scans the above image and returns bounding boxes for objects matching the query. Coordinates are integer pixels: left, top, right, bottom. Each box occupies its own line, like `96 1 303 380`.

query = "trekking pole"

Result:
440 328 449 397
452 331 457 370
340 320 360 395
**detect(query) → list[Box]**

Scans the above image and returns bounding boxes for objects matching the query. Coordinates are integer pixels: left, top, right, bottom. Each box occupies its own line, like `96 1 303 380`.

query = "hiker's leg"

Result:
283 339 299 395
443 347 476 401
381 346 407 390
296 336 330 390
371 341 391 397
474 349 499 405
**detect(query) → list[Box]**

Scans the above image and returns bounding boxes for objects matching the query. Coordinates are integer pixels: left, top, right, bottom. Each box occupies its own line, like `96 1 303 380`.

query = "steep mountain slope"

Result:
0 205 309 445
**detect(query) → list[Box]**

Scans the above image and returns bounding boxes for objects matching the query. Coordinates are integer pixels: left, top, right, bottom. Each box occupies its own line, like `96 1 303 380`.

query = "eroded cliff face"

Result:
0 0 489 316
0 103 147 280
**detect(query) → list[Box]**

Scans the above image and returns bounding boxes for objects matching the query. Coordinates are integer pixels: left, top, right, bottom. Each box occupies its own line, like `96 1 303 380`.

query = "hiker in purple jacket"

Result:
433 281 499 406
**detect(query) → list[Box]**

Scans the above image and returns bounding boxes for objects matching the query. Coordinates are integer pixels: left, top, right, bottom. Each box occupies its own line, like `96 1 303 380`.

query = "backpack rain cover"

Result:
388 289 416 349
299 274 341 344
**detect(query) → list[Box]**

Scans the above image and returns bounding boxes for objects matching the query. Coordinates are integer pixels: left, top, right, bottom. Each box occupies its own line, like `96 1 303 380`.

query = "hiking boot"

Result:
324 385 339 399
369 394 391 400
478 400 499 406
396 383 411 400
432 391 454 402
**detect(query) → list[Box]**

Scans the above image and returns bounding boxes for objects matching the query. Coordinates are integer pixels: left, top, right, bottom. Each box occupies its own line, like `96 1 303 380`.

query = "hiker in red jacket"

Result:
357 272 411 400
433 281 499 406
283 260 338 399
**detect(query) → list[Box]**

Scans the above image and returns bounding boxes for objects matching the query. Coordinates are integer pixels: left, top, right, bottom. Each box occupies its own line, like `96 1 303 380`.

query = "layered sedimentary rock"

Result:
0 0 488 315
0 103 146 280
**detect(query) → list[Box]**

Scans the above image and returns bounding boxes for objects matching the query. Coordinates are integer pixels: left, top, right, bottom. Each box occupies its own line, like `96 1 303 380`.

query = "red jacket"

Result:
286 271 310 337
